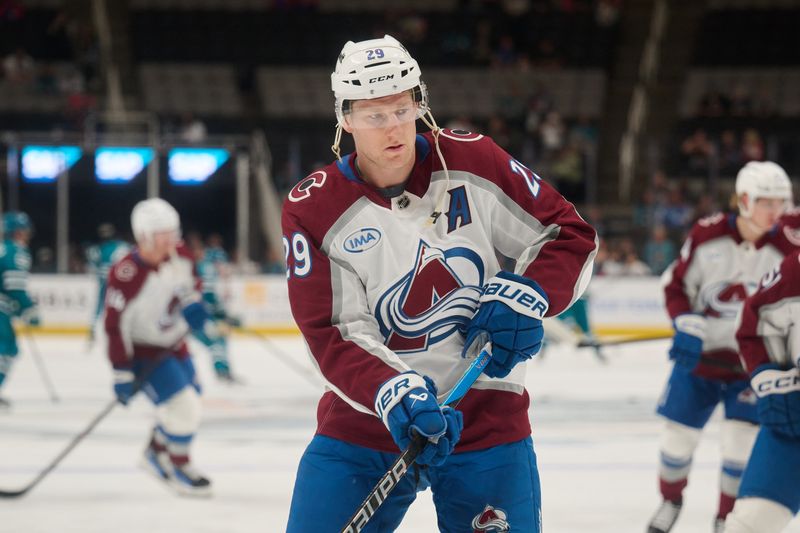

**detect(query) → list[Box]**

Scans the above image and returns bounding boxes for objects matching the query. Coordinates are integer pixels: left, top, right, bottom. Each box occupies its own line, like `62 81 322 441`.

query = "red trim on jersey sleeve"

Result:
487 139 597 315
282 206 401 412
664 213 732 319
104 253 150 369
736 250 800 373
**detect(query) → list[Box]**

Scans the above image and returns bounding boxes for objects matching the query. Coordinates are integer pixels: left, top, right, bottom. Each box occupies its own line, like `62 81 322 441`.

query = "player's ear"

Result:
341 118 353 134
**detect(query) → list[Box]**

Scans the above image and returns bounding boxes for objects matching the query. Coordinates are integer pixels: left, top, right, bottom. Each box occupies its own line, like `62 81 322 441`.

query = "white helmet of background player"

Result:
131 198 181 245
735 161 793 218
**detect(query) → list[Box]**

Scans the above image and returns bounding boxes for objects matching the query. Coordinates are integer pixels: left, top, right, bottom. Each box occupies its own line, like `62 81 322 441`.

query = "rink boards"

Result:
25 274 672 338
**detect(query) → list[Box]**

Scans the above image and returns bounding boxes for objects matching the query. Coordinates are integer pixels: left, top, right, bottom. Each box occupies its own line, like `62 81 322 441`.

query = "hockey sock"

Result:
718 491 736 519
659 477 687 504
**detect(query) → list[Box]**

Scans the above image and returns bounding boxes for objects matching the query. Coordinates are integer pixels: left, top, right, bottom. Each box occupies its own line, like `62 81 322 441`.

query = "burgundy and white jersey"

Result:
663 212 800 380
736 250 800 373
104 245 200 369
281 130 598 453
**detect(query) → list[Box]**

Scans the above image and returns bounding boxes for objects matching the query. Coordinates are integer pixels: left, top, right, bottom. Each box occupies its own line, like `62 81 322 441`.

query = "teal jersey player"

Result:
0 212 40 405
85 224 130 337
194 247 239 382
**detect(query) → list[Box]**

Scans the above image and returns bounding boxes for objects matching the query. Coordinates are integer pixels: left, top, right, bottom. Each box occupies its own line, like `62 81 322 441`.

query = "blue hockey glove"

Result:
669 314 706 369
462 271 548 378
375 371 463 466
113 368 136 405
751 364 800 439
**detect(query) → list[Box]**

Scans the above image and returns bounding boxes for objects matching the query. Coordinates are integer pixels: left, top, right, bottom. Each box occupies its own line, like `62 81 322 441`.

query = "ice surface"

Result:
1 336 798 533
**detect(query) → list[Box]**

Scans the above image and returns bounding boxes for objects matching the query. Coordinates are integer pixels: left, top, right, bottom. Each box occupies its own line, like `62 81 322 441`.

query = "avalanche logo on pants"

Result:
472 505 510 532
375 240 484 354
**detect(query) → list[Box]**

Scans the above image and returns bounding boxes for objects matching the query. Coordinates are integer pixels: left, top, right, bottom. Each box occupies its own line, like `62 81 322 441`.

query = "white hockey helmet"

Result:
331 34 429 126
131 198 181 244
735 161 793 217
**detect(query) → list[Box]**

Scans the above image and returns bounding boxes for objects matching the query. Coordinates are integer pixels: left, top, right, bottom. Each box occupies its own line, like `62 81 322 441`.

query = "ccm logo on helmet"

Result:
370 74 395 83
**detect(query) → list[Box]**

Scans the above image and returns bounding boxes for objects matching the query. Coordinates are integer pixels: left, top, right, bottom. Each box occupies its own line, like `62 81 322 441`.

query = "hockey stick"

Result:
339 345 492 533
577 335 743 372
25 332 60 404
577 334 672 349
236 327 320 387
0 357 162 498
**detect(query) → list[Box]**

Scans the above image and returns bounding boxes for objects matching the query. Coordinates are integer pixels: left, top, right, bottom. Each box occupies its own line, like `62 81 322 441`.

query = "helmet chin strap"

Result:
331 123 344 162
419 109 450 229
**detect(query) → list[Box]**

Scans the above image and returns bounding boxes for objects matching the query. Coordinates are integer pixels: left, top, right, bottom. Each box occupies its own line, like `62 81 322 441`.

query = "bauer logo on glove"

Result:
462 271 548 378
481 277 549 320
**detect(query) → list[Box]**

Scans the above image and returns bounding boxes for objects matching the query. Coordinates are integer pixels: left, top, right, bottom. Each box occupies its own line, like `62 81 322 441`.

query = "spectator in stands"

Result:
740 128 764 163
539 110 566 162
492 34 519 68
662 188 694 234
680 128 713 174
729 84 753 117
583 205 606 239
752 87 776 117
618 237 652 276
595 0 621 27
32 247 56 274
2 47 35 85
650 169 672 206
634 189 666 234
718 129 742 176
179 113 208 144
692 193 719 224
643 225 676 276
551 140 584 203
569 115 598 151
697 88 730 117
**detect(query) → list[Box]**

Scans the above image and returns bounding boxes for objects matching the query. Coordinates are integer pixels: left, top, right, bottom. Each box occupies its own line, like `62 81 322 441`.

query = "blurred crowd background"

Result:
1 0 799 276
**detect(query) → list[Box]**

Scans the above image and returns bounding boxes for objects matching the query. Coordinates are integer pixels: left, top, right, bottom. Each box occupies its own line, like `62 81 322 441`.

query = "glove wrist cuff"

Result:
481 274 549 320
751 366 800 398
113 369 135 384
375 372 427 428
674 314 707 339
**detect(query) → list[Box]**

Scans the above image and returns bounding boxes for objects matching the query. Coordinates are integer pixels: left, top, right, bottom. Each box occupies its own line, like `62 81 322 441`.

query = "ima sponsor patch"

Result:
471 504 510 533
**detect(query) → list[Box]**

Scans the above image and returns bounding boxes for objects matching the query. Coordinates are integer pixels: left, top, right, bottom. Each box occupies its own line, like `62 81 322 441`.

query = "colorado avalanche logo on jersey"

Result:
471 505 510 532
700 281 758 319
375 241 484 354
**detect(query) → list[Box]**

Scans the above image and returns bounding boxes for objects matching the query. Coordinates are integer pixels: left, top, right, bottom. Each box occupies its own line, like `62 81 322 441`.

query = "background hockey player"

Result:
85 223 130 346
725 250 800 533
104 198 223 497
0 211 40 408
282 35 597 531
648 161 799 533
193 241 239 382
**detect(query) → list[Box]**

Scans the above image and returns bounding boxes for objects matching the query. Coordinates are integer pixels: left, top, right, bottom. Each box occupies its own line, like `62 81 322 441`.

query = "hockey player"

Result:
724 250 800 532
193 243 239 381
104 198 222 497
648 161 799 533
282 35 597 531
0 212 40 407
85 223 130 344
